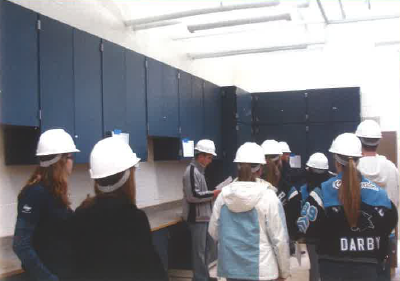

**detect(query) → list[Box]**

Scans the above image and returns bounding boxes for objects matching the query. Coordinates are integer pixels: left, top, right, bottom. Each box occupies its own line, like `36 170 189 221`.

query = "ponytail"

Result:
262 156 281 187
238 163 257 182
338 157 361 227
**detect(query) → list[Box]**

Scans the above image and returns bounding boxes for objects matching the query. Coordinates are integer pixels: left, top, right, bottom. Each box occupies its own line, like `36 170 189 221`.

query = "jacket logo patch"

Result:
333 180 341 189
297 202 318 233
361 182 379 191
351 211 374 232
22 204 32 214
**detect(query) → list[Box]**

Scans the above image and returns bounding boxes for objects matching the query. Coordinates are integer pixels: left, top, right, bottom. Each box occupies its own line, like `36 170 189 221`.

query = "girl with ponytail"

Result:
297 133 398 281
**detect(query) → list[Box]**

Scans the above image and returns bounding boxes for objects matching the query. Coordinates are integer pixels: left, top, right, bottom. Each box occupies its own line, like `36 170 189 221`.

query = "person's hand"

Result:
213 189 221 199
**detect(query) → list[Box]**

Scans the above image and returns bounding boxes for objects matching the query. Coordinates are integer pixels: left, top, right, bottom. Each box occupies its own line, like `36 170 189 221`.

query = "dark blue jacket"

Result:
13 184 76 281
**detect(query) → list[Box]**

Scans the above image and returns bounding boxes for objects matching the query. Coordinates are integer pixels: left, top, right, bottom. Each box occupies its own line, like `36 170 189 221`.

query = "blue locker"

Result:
203 81 222 156
125 50 147 160
236 88 252 124
39 16 74 134
253 91 307 124
179 72 203 143
331 87 360 122
237 123 252 148
102 40 126 133
73 29 102 163
307 89 332 123
146 58 179 137
0 1 39 126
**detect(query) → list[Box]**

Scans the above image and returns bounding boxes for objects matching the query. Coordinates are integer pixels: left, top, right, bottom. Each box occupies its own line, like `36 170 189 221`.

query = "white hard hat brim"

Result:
36 148 80 156
90 157 141 179
195 148 217 156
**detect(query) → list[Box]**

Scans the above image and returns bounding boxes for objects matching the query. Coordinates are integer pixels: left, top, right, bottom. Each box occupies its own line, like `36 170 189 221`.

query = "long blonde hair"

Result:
337 156 361 227
19 154 71 208
262 155 281 187
237 163 257 182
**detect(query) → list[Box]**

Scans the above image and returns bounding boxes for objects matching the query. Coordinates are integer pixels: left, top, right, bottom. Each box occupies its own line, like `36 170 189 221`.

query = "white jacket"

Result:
358 155 399 207
208 181 290 280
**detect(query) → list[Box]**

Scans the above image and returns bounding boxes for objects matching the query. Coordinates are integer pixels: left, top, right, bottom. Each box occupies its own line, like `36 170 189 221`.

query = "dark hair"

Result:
306 169 331 191
195 152 211 159
337 156 361 227
237 163 257 182
80 167 137 209
262 155 281 187
19 154 71 208
362 144 378 152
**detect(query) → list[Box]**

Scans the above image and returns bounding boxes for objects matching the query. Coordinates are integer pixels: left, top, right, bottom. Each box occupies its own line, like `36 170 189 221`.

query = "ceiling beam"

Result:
125 1 280 27
316 0 329 24
189 41 325 59
338 0 346 19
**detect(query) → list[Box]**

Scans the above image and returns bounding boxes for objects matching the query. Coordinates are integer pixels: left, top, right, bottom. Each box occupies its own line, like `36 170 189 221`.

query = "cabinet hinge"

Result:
306 126 309 132
179 127 182 134
145 60 148 68
100 42 104 52
38 109 42 120
147 123 149 132
178 72 181 79
305 114 309 121
304 92 308 98
236 125 239 131
37 19 41 30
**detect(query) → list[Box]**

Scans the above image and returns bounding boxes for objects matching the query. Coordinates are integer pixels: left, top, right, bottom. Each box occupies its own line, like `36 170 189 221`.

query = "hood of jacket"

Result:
222 181 266 213
357 155 391 188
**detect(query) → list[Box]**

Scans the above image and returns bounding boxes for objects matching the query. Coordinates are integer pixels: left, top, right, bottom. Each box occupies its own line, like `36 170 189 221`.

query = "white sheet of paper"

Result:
112 132 129 145
182 140 194 157
290 155 302 168
215 176 233 190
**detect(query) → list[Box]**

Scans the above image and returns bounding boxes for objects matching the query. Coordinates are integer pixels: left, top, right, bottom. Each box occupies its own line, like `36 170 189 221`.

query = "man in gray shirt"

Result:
182 139 221 281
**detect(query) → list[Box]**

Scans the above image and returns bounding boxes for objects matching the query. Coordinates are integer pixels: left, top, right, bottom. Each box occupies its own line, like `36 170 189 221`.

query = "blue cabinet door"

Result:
0 1 39 126
39 16 74 134
147 58 179 137
237 123 252 148
331 87 360 122
102 40 126 134
73 29 102 163
236 88 252 124
126 50 147 160
179 71 202 143
203 81 222 156
253 91 307 124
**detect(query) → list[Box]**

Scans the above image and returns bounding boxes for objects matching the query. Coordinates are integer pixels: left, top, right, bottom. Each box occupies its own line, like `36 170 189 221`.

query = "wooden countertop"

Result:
0 201 183 279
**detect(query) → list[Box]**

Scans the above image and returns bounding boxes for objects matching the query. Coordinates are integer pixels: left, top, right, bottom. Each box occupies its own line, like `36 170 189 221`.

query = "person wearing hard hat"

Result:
73 137 166 281
261 140 301 242
355 119 399 281
182 139 221 281
279 141 292 184
297 133 398 281
209 142 290 281
13 129 80 281
299 152 332 281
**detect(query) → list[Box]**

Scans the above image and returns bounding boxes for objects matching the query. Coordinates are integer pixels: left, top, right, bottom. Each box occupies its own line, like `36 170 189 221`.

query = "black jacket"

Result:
73 197 167 281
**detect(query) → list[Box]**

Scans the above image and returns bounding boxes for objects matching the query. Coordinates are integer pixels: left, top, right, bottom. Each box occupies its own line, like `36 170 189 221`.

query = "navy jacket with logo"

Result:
297 173 398 263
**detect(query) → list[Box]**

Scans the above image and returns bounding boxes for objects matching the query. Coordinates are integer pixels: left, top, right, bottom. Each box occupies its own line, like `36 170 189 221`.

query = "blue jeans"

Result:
188 222 215 281
307 244 320 281
319 260 377 281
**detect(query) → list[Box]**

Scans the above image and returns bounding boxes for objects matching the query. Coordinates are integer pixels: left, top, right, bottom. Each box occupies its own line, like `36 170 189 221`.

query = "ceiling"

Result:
102 0 400 59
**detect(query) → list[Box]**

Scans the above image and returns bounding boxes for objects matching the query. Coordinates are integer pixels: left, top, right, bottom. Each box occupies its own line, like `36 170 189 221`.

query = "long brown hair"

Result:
19 154 71 208
80 167 137 209
262 156 281 187
237 163 257 182
338 156 361 227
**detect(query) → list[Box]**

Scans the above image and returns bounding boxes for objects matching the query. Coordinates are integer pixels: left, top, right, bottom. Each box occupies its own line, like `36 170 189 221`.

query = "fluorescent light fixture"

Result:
187 13 291 33
375 40 400 47
125 1 280 27
329 14 400 24
132 21 180 31
189 41 325 60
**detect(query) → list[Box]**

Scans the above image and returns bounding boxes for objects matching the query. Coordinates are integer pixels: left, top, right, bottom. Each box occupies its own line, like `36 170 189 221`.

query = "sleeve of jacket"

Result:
265 193 290 279
286 186 302 239
297 187 326 238
13 189 59 281
183 166 214 203
208 193 224 241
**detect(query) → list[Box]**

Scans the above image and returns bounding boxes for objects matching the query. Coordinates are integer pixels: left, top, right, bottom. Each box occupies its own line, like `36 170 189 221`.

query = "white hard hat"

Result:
261 139 283 156
36 129 80 156
195 139 217 156
89 137 141 179
234 142 266 164
355 120 382 139
329 133 362 158
306 152 329 170
278 141 291 153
